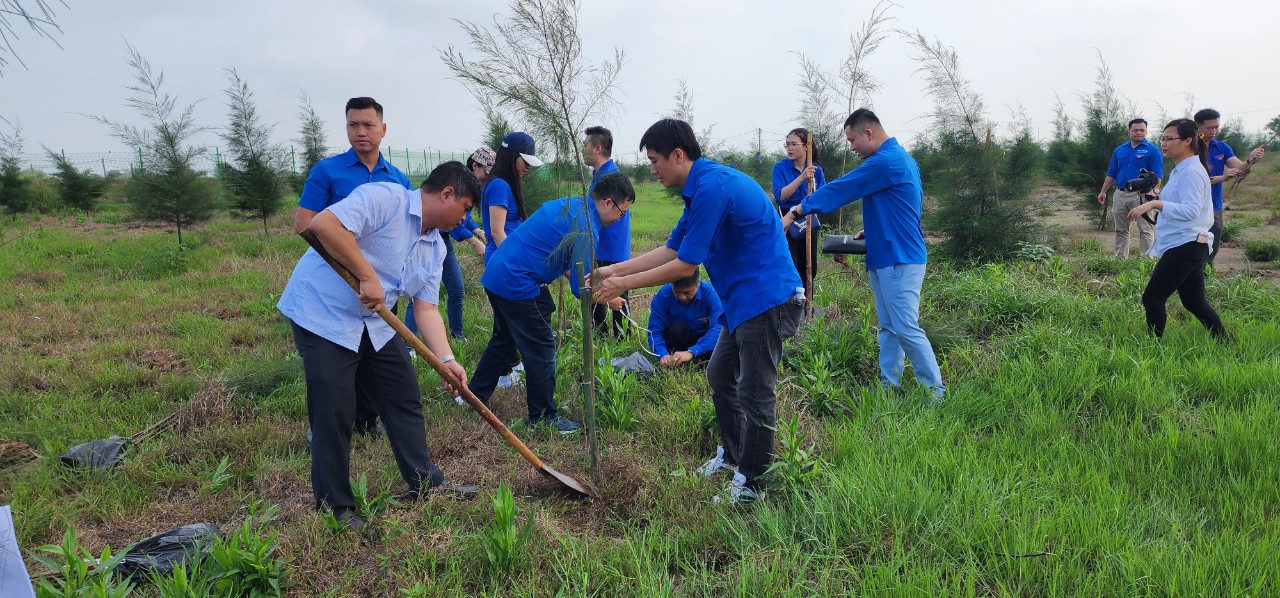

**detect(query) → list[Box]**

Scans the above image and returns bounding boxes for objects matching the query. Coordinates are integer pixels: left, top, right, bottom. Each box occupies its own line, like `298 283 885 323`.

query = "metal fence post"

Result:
291 145 297 174
214 147 224 203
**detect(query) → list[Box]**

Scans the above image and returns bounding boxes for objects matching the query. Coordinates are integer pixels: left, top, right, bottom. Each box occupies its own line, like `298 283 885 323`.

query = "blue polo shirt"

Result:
482 197 601 301
771 158 827 211
647 281 724 358
1105 139 1164 187
1207 139 1235 211
665 158 802 334
591 159 630 262
278 182 445 352
800 137 927 271
481 178 524 263
297 147 411 211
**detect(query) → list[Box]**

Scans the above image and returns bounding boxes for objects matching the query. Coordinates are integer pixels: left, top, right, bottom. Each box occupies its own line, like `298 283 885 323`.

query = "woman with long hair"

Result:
482 132 541 263
1128 119 1226 338
771 127 826 282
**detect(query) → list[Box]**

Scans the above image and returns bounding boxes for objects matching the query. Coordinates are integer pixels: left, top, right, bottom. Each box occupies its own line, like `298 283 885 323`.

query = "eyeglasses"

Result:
784 142 803 148
1158 136 1184 143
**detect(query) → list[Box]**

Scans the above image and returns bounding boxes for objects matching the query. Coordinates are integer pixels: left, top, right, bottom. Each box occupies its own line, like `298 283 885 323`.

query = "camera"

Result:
1122 168 1158 195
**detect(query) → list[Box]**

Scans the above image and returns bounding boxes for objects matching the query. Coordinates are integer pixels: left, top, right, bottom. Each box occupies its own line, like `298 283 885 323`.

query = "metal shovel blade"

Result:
538 464 593 498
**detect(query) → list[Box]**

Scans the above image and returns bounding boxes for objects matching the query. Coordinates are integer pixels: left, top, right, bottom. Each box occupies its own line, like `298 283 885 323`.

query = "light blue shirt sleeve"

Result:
326 183 400 238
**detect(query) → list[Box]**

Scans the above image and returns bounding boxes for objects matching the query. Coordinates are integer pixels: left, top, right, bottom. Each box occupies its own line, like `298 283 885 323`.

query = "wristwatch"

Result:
789 205 804 218
440 354 455 364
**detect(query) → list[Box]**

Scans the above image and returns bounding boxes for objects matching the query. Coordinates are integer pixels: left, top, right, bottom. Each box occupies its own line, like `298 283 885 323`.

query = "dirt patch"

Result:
0 440 39 469
140 349 188 374
14 270 67 287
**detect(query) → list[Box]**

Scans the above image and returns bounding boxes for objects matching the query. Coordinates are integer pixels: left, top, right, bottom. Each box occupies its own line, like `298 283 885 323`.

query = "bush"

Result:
46 148 112 211
1220 221 1246 244
1242 239 1280 263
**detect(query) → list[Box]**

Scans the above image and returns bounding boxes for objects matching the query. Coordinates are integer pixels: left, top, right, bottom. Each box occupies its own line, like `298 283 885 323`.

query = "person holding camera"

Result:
1097 119 1163 258
1127 119 1226 339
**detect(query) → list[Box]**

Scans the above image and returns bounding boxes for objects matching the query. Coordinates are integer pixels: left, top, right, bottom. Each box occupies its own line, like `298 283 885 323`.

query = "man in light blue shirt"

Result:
472 173 635 434
646 271 723 368
584 126 630 337
784 109 944 402
292 96 411 440
278 162 479 528
1096 118 1163 257
593 119 804 505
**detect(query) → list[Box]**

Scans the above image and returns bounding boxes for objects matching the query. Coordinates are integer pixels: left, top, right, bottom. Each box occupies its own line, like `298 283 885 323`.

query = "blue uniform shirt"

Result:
1207 139 1235 211
771 158 827 211
801 138 928 271
278 182 445 352
482 178 524 263
1105 139 1164 187
297 147 411 211
482 197 602 301
646 281 724 358
591 159 630 262
665 158 802 334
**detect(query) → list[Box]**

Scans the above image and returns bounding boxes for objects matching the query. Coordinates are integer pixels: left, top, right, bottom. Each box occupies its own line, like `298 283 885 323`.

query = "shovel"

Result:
299 228 592 498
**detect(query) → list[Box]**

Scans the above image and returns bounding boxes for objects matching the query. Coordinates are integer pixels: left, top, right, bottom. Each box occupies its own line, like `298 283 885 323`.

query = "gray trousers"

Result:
291 321 443 513
706 299 803 490
1113 190 1154 257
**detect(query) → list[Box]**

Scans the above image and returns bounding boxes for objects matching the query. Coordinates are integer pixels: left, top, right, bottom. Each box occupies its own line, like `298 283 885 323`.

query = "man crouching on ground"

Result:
277 161 480 530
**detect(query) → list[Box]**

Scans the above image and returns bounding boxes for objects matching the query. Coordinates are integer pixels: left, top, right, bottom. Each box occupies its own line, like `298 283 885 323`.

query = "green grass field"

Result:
2 171 1279 596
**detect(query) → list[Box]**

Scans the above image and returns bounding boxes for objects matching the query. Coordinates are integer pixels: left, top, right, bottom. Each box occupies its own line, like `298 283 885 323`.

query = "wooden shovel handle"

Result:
298 228 546 470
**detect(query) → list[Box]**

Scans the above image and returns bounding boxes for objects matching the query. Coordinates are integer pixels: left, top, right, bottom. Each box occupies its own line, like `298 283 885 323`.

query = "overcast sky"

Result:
3 0 1278 165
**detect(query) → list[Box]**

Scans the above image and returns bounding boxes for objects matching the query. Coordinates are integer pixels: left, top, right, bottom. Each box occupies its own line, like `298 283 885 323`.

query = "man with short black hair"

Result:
1097 118 1163 257
584 126 630 337
646 270 723 369
278 161 481 530
471 172 636 434
784 109 945 402
1193 108 1266 272
292 96 409 440
593 118 805 505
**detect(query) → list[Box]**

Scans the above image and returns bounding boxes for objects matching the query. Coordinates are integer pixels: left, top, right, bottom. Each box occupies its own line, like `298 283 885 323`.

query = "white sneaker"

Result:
497 375 513 388
695 445 738 477
509 363 524 386
454 395 466 406
713 472 758 505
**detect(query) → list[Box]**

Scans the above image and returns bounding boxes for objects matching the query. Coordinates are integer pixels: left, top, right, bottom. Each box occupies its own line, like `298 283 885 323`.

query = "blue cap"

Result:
501 131 543 167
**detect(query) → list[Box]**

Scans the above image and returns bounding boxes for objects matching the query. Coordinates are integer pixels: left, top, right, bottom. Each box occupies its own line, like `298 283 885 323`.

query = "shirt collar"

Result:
406 187 425 232
595 159 616 173
680 158 712 201
344 146 391 172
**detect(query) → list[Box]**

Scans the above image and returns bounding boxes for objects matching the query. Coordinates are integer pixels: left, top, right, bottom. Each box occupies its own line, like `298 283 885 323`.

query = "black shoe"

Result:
401 481 480 501
335 509 367 532
354 423 387 438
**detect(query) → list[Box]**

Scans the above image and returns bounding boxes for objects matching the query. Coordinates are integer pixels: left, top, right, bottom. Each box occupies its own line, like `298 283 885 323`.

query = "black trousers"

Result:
470 288 560 422
592 259 629 338
706 300 803 490
291 322 443 513
1142 241 1226 338
787 231 818 289
352 302 399 431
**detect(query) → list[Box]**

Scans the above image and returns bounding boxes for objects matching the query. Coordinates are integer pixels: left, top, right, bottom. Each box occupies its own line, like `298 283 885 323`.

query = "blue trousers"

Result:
469 288 560 422
867 263 945 398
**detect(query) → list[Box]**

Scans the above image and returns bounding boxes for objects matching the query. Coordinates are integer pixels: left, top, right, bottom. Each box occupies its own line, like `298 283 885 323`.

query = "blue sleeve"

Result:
815 165 827 189
665 209 690 252
802 157 890 216
1150 146 1164 179
1106 148 1120 179
647 289 671 357
673 186 729 266
771 161 787 202
297 163 333 211
566 217 596 299
689 287 724 357
1223 143 1236 160
448 222 473 241
467 213 480 232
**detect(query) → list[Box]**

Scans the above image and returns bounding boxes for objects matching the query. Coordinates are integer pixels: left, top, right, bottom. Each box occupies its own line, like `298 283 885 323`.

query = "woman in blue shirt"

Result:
771 128 826 283
482 131 542 263
1128 119 1226 339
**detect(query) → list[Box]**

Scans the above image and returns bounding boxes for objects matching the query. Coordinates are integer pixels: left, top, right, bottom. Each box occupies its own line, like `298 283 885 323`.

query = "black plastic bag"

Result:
58 436 130 469
821 235 867 255
116 523 221 579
